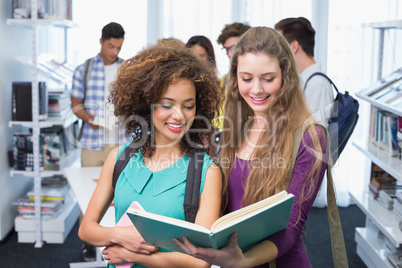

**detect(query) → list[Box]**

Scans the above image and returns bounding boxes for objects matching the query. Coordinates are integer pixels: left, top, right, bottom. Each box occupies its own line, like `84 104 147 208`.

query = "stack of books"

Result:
14 176 79 244
368 164 398 198
394 191 402 232
12 197 63 219
27 176 70 202
384 234 402 268
48 90 70 117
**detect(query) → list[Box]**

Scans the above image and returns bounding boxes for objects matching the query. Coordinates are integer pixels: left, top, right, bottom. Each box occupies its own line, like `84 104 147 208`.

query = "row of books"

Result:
12 123 79 171
12 176 69 219
12 80 73 121
12 0 72 20
369 106 402 157
360 67 402 109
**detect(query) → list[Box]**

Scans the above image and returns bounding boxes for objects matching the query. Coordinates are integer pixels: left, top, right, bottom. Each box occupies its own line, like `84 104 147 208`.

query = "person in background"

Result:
186 35 222 157
70 22 128 261
274 17 334 129
186 35 217 74
78 46 223 268
217 22 251 90
275 17 334 208
215 22 251 130
174 26 329 268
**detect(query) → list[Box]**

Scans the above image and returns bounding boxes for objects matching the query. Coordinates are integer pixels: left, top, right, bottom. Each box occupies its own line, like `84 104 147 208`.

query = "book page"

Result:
89 116 116 130
211 190 289 230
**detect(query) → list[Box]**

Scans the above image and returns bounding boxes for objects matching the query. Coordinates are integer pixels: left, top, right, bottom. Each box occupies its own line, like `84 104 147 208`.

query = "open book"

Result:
89 116 116 130
127 191 294 253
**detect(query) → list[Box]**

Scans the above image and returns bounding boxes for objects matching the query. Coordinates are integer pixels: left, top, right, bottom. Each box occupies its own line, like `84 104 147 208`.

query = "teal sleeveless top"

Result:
108 142 214 268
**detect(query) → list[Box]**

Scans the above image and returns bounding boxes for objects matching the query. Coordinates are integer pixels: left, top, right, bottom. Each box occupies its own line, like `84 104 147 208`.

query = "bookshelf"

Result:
352 19 402 268
7 0 77 247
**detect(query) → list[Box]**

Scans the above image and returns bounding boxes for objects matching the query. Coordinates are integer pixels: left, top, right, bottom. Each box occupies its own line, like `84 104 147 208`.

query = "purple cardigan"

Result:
227 128 327 267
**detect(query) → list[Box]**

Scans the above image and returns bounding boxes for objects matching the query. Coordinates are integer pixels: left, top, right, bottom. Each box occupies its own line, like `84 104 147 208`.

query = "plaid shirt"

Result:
71 54 130 150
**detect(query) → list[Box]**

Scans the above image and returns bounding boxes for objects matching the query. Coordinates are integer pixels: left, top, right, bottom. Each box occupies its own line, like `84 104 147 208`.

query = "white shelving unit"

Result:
7 0 77 248
352 19 402 268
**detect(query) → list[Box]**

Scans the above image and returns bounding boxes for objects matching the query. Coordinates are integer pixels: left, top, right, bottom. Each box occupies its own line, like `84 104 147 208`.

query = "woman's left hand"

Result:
173 233 249 268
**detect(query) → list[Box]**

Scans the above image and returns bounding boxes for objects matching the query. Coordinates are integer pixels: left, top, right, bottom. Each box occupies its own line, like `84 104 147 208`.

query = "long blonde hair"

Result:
219 27 327 210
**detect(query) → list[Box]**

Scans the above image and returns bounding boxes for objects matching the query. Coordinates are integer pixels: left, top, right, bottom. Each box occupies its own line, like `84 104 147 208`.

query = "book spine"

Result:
209 232 218 249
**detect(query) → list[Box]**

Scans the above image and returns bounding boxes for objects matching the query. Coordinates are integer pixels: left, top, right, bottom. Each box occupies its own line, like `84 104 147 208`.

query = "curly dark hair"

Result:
109 46 223 158
217 22 251 45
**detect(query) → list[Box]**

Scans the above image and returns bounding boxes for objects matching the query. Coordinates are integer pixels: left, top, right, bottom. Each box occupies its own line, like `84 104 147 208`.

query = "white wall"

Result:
0 1 34 240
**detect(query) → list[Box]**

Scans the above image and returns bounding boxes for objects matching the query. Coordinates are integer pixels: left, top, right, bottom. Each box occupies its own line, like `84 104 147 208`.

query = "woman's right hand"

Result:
173 233 250 268
115 225 158 255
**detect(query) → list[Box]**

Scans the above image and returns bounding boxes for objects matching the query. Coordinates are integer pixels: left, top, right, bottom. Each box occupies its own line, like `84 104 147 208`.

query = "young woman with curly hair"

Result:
79 46 223 268
174 27 330 267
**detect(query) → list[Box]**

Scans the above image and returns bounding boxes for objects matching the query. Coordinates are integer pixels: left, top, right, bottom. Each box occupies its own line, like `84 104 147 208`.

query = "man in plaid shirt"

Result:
71 22 129 168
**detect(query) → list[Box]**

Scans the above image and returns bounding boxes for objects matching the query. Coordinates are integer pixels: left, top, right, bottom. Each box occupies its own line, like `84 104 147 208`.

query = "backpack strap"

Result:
183 147 204 223
82 57 94 103
304 72 340 95
112 144 136 188
78 57 95 140
111 146 204 224
269 124 348 268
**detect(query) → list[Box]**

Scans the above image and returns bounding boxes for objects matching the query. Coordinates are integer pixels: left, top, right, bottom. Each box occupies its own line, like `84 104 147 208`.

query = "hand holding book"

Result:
127 191 294 254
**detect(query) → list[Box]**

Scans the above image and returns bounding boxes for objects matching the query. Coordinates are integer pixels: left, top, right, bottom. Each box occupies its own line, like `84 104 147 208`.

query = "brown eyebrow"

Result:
238 71 277 76
160 97 195 102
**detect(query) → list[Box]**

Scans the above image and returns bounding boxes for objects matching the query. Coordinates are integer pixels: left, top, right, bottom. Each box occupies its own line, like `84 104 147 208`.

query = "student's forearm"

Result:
78 219 118 247
71 104 92 123
129 251 210 268
242 240 278 267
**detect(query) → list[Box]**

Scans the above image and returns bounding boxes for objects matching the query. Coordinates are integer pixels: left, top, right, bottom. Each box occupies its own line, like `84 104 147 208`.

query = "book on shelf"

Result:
359 67 402 96
48 90 71 116
398 117 402 159
368 164 398 198
386 252 402 268
373 80 402 103
127 191 294 253
12 0 73 20
385 114 399 156
12 81 48 121
27 175 70 201
369 108 401 156
12 197 63 209
27 184 70 201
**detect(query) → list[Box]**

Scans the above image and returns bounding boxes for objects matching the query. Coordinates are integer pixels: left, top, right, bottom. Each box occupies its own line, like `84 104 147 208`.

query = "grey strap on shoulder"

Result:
183 147 204 223
82 57 94 102
270 124 348 268
78 58 94 140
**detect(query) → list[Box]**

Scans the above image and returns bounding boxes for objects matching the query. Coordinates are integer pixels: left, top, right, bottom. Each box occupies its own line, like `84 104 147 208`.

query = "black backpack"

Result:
304 72 359 163
112 145 204 223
